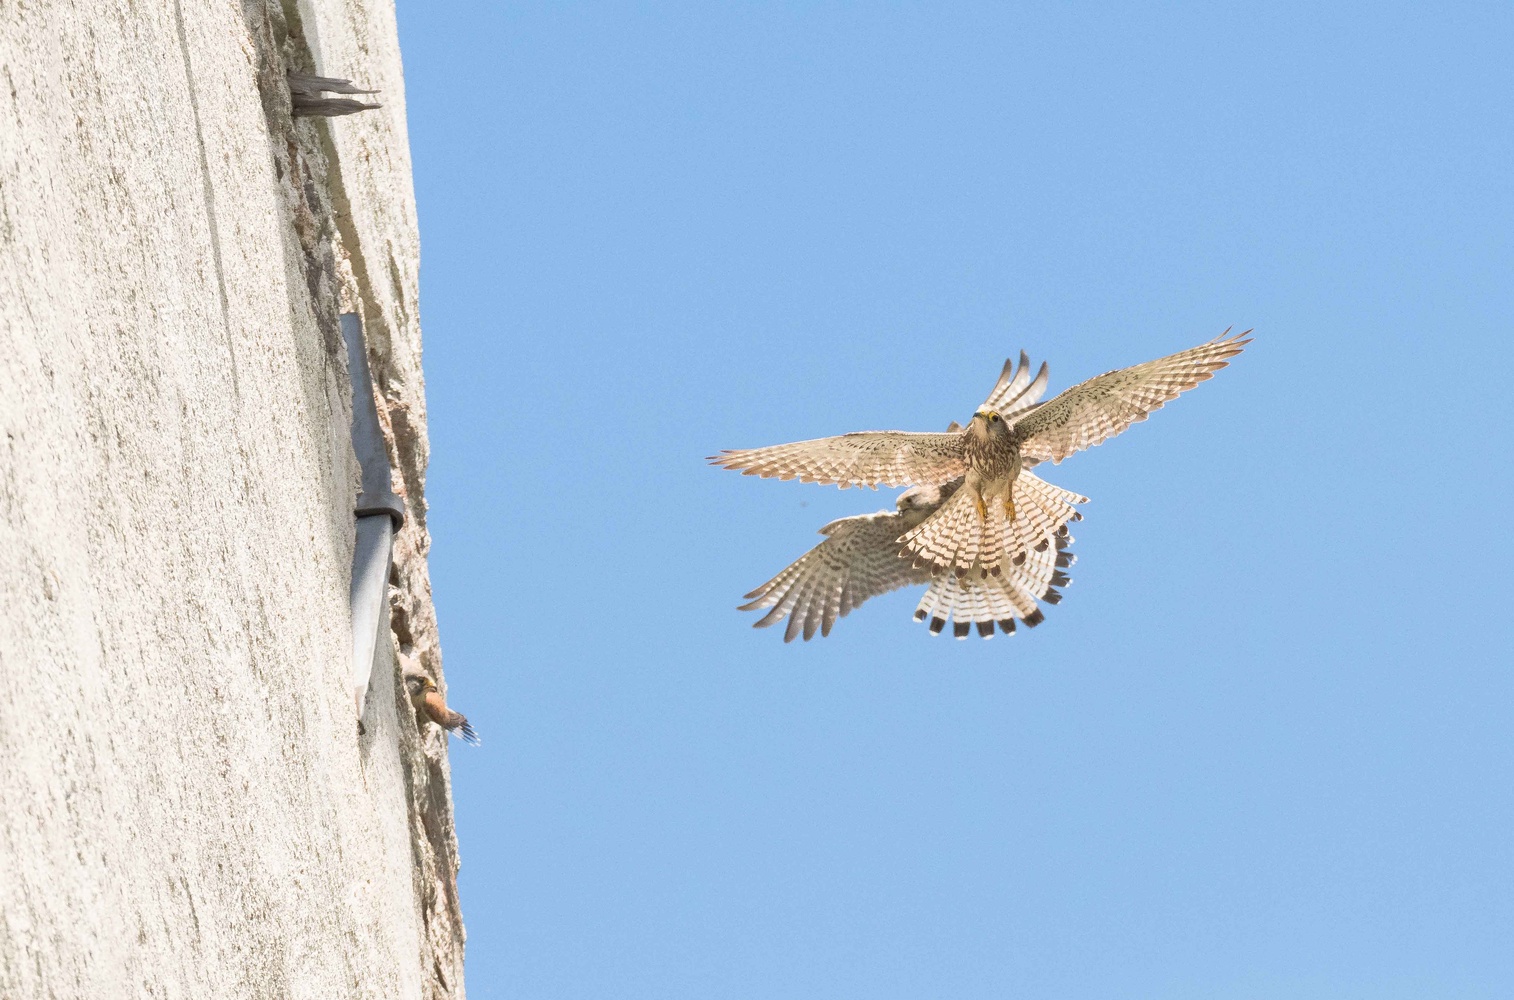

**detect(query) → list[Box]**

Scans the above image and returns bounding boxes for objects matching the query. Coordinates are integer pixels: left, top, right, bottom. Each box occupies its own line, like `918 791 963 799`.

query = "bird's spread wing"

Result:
710 431 965 489
740 511 932 641
1013 330 1250 465
980 351 1051 420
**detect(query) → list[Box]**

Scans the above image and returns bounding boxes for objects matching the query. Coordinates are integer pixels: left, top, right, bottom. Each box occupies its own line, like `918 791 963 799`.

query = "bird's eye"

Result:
989 413 999 423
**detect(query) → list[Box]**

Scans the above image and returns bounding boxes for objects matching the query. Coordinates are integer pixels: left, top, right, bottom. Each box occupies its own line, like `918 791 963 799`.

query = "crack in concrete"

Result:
172 0 242 400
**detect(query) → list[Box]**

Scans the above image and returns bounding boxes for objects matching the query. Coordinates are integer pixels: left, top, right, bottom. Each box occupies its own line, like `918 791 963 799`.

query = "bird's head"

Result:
969 409 1007 441
897 479 964 514
404 674 437 697
896 485 937 512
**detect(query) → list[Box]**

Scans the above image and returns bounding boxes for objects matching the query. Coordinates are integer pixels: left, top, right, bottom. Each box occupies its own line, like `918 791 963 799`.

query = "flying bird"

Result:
739 476 1082 641
713 330 1249 636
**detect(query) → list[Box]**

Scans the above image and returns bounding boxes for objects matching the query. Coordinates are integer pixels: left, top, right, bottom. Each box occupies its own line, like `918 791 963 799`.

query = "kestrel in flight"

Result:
713 330 1250 637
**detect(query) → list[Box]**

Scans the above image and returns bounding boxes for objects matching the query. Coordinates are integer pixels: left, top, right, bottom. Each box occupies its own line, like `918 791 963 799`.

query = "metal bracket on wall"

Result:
288 72 382 118
342 312 405 724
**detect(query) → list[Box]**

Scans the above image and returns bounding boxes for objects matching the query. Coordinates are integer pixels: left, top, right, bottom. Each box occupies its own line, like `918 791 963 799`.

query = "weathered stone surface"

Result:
0 1 462 996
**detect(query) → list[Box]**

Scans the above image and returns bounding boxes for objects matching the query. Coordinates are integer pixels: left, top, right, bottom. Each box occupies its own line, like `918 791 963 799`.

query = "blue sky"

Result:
394 4 1513 996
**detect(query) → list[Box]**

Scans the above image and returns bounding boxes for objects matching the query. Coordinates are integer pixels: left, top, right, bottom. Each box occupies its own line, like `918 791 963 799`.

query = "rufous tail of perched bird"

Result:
404 673 480 745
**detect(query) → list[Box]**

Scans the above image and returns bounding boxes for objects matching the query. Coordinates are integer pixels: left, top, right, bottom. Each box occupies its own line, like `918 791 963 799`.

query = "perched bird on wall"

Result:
740 476 1082 641
403 670 480 746
714 331 1249 637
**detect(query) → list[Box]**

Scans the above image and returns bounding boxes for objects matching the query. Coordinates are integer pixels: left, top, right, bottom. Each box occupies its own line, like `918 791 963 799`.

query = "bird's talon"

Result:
973 496 988 521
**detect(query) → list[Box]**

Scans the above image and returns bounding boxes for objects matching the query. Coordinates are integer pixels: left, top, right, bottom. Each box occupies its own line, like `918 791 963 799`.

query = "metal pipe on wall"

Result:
341 312 405 722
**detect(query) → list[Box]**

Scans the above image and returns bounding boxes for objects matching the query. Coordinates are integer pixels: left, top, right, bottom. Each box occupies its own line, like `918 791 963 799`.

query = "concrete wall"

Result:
0 1 463 996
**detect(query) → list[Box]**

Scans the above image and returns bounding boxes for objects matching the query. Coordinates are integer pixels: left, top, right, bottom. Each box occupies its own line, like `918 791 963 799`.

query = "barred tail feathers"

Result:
913 529 1076 638
1000 471 1086 557
913 568 1033 639
915 573 999 638
902 472 1086 576
898 485 993 575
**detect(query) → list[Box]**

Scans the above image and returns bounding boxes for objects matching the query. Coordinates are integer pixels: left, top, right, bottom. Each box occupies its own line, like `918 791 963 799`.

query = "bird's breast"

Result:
964 435 1019 480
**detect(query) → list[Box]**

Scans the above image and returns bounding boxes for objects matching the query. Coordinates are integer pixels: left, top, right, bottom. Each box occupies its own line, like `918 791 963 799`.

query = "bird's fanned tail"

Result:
1002 471 1087 557
898 485 992 575
913 528 1075 638
900 471 1086 576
